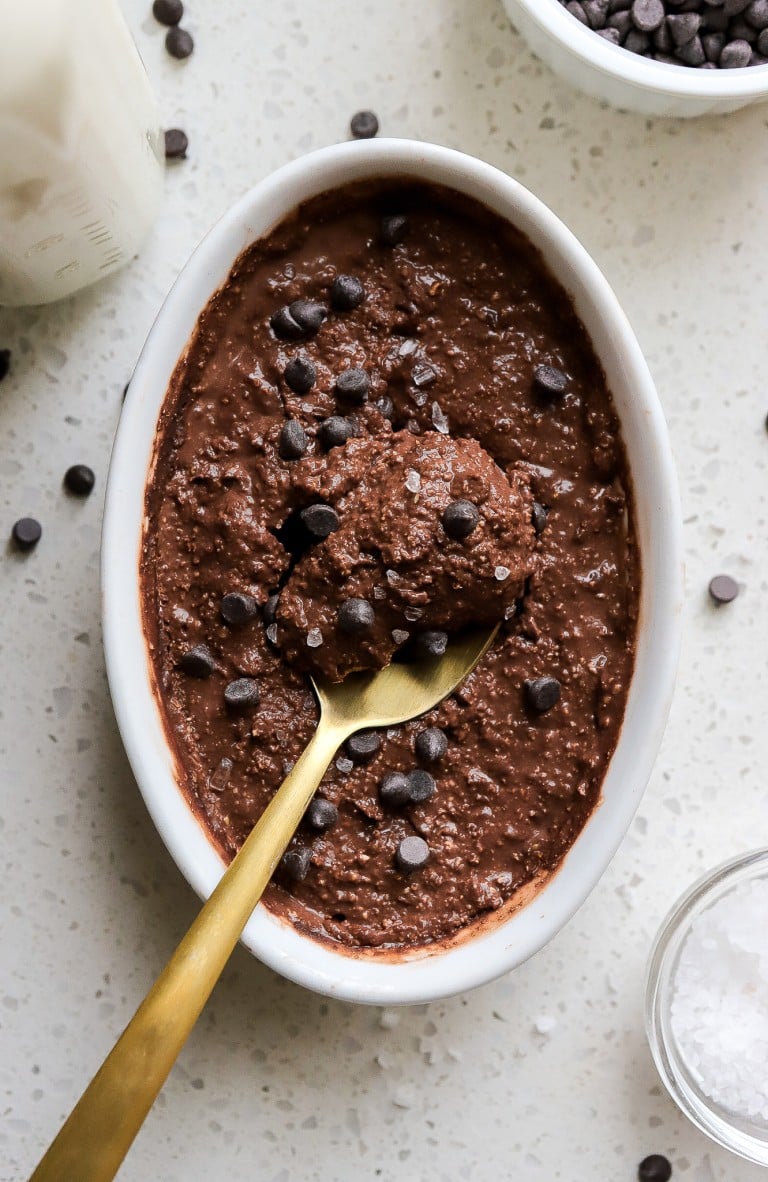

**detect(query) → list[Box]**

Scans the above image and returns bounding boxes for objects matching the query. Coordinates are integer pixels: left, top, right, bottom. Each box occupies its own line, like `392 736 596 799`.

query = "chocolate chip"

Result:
164 128 188 159
708 573 739 604
380 215 408 247
283 355 316 394
0 350 11 381
632 0 665 32
281 847 311 881
263 593 280 625
379 772 412 808
395 835 430 874
533 364 568 398
330 274 366 311
337 597 375 634
720 36 753 64
306 797 338 831
153 0 183 24
221 591 259 626
279 419 309 460
335 366 370 404
349 110 379 139
442 499 480 539
414 630 448 659
165 25 194 58
271 300 326 341
300 503 340 539
532 502 549 535
345 729 381 763
224 677 260 710
524 676 562 712
11 517 41 551
407 769 436 803
668 12 702 44
415 727 448 763
63 464 95 496
318 415 353 449
638 1156 672 1182
179 644 215 678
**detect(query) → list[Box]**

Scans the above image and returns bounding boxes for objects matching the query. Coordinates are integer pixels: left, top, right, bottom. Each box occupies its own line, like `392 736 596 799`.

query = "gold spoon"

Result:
30 625 496 1182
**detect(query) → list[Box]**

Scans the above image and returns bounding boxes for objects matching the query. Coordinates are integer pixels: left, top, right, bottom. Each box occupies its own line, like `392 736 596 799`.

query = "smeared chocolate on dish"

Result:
142 180 639 951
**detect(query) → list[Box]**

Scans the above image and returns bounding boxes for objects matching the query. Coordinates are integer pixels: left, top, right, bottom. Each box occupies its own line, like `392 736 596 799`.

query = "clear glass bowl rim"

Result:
645 847 768 1168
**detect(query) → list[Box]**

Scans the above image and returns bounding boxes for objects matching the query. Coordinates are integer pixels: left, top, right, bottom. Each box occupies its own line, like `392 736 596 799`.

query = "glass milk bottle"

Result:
0 0 164 306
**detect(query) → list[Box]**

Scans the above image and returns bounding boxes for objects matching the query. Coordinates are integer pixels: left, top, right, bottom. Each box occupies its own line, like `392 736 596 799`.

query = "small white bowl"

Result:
102 138 683 1005
646 850 768 1167
503 0 768 118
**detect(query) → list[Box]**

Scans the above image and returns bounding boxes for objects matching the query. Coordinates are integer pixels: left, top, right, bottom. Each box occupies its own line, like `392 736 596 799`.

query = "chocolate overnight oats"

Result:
141 179 639 951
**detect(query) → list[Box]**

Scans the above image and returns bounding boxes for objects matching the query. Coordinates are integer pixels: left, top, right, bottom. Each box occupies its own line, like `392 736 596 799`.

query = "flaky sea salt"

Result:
405 469 421 493
431 401 449 434
306 627 323 648
494 565 510 581
670 877 768 1122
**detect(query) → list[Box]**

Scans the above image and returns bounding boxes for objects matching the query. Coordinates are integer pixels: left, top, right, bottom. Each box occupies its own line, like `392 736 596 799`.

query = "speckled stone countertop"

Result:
2 2 767 1180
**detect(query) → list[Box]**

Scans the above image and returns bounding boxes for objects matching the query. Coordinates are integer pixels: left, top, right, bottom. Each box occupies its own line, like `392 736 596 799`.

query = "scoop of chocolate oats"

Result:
274 429 536 682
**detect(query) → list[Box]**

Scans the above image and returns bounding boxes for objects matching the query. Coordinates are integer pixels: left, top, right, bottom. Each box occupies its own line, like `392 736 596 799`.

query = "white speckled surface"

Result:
1 2 767 1179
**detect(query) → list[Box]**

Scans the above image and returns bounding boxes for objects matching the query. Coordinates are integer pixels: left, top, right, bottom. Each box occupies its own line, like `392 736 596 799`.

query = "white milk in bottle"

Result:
0 0 163 306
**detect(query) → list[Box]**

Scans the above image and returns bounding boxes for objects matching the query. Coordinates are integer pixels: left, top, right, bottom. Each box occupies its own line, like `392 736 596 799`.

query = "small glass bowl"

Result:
645 849 768 1167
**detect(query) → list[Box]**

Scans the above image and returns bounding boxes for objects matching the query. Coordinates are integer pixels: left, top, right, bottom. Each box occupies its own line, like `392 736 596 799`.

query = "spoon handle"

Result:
29 717 346 1182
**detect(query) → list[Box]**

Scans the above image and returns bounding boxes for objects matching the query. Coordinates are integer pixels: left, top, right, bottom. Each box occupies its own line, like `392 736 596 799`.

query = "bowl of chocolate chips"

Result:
103 138 682 1003
503 0 768 117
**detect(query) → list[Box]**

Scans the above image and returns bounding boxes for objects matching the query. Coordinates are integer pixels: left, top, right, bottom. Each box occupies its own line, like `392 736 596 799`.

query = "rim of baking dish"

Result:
102 138 683 1005
510 0 768 100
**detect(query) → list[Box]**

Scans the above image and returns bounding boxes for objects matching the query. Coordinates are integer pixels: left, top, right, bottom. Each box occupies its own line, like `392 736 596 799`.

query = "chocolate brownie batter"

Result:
142 180 639 951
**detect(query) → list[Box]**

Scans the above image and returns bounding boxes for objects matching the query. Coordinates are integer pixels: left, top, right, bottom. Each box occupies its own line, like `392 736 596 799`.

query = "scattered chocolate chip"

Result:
263 593 280 625
164 128 188 159
337 597 375 634
281 847 311 881
0 349 10 382
179 643 215 678
407 769 437 803
335 366 370 404
708 573 739 604
223 677 260 710
165 25 194 58
532 502 549 535
379 772 412 808
395 835 430 874
415 727 448 763
345 729 381 763
306 797 338 831
318 415 353 449
63 464 95 496
283 355 316 394
533 364 568 398
380 215 408 246
414 630 448 659
330 274 366 311
638 1156 672 1182
221 591 259 626
279 419 309 460
271 300 326 341
11 517 41 551
300 503 340 539
442 499 480 539
349 110 379 139
152 0 183 24
524 676 562 712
